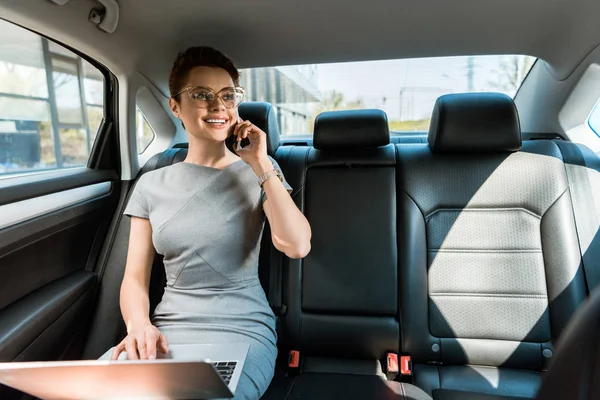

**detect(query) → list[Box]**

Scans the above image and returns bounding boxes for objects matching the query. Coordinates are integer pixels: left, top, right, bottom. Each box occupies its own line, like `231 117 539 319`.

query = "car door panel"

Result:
0 176 120 399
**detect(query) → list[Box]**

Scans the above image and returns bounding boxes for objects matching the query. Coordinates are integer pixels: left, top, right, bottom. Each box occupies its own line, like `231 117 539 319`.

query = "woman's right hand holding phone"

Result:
110 321 169 360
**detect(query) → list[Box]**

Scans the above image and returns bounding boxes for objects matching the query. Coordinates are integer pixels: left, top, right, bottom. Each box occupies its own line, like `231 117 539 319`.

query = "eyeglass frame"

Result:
173 85 246 109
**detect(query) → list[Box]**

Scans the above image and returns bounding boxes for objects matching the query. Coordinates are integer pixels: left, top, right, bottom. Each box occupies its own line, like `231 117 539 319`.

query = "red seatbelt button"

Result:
386 353 399 373
400 355 412 376
288 350 300 368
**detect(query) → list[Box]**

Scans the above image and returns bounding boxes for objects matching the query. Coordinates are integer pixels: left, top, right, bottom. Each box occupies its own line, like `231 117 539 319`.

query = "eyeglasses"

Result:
174 86 245 109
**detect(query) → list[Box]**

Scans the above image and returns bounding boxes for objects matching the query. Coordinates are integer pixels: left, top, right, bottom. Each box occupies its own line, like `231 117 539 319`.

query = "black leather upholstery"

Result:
265 110 423 399
414 364 542 400
281 144 400 359
536 287 600 400
428 93 522 153
271 99 599 399
277 373 431 400
0 271 95 362
553 140 600 293
313 109 390 150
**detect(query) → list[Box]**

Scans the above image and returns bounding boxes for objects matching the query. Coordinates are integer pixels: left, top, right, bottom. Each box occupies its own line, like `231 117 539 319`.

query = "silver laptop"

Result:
0 343 249 400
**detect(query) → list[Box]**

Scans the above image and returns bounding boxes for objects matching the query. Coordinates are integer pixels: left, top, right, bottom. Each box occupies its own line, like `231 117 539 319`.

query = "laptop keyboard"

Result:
211 361 237 385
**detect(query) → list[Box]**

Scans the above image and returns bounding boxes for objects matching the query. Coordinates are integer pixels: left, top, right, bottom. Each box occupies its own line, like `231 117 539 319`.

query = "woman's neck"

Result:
183 136 237 168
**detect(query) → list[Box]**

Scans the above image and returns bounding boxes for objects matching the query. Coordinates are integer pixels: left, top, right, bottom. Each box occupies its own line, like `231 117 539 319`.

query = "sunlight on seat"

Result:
565 163 600 255
469 366 500 389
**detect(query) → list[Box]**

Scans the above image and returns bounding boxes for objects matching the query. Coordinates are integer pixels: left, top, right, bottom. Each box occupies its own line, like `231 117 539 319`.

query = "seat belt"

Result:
267 226 285 317
554 140 600 293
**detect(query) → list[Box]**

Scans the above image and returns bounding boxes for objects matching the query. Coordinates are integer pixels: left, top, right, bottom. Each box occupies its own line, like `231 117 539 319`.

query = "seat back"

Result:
280 109 401 359
396 93 588 371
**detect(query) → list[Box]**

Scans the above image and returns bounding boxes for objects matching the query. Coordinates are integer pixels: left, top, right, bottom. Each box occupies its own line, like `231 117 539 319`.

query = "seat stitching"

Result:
430 293 547 298
429 249 542 253
282 375 299 400
426 207 542 220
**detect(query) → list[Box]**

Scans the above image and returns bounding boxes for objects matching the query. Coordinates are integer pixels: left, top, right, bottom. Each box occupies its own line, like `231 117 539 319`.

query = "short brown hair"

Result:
168 46 240 99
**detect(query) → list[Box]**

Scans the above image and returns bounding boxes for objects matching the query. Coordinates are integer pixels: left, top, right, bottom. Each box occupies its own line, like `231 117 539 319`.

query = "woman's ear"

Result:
169 97 180 118
169 97 185 129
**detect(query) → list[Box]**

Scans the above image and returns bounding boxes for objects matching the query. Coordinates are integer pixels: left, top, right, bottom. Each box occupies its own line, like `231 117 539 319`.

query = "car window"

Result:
240 55 536 135
588 99 600 138
135 106 155 154
0 19 105 176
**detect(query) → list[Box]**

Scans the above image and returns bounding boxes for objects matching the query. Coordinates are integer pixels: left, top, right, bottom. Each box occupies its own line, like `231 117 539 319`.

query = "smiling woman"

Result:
103 45 311 400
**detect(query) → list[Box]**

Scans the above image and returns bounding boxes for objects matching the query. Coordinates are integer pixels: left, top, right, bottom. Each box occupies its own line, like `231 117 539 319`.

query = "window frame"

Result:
135 105 156 155
587 98 600 138
0 17 117 178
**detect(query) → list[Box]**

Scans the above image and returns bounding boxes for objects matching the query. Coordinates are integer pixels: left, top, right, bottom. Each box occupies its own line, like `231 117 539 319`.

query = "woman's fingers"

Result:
136 335 148 360
111 325 168 361
238 121 255 140
125 336 139 360
145 330 158 360
233 121 243 140
158 333 169 355
233 120 248 140
110 342 125 360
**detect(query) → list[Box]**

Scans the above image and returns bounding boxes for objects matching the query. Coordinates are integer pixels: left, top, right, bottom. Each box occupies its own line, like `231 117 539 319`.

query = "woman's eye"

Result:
222 93 235 101
192 92 210 101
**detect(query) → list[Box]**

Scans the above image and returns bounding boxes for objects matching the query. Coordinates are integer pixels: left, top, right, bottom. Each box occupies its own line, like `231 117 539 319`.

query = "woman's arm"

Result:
254 159 312 259
234 119 312 259
120 216 154 330
111 216 168 360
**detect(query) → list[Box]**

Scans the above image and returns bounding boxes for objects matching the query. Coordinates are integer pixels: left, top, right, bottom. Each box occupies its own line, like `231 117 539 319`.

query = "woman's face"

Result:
170 66 239 143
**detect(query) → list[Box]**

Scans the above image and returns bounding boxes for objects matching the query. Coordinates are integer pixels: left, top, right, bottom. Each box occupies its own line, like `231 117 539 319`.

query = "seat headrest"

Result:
428 92 522 153
235 102 281 156
313 109 390 150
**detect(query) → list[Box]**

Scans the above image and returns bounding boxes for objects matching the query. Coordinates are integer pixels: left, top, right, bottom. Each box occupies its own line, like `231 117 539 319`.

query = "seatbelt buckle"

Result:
387 353 399 373
287 350 302 375
384 352 399 381
399 354 413 383
400 355 412 376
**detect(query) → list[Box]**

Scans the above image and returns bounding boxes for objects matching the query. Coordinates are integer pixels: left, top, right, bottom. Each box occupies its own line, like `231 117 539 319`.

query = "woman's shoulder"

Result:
134 164 181 192
135 166 165 185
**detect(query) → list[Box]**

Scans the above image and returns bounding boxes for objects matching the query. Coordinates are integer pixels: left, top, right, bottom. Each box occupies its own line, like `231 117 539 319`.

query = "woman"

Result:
107 46 312 399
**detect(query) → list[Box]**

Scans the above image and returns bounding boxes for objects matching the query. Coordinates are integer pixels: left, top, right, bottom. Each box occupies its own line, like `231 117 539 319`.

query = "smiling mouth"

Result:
204 118 229 126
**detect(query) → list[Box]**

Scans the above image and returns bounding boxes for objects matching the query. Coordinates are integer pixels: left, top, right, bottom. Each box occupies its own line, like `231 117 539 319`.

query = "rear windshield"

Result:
240 55 536 136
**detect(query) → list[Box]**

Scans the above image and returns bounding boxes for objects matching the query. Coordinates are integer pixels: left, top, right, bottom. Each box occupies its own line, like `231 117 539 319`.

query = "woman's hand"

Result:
232 119 269 167
110 322 169 360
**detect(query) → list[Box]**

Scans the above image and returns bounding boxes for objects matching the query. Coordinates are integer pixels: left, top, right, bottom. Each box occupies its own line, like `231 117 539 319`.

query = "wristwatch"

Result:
258 169 283 187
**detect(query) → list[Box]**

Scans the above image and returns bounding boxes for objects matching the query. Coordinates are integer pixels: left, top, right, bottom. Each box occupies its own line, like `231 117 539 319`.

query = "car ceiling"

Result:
1 0 599 97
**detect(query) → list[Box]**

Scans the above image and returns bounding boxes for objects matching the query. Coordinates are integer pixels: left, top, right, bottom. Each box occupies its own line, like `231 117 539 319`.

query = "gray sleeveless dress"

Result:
120 156 291 400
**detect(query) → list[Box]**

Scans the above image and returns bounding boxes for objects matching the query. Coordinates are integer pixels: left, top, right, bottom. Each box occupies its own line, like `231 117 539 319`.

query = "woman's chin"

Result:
189 128 231 143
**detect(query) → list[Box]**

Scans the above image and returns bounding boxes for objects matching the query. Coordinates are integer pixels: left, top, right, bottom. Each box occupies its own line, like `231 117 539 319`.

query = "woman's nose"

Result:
209 97 226 111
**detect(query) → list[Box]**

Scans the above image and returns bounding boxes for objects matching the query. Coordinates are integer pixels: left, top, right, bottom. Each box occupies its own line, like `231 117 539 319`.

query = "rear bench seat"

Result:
267 93 599 399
